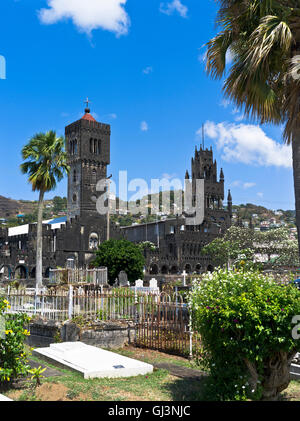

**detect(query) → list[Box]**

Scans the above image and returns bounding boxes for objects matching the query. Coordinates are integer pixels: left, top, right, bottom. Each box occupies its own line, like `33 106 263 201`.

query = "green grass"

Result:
110 346 207 371
4 349 208 401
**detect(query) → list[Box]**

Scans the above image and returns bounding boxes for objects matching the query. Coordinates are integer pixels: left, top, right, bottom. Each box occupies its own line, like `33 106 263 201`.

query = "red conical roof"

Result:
81 107 96 122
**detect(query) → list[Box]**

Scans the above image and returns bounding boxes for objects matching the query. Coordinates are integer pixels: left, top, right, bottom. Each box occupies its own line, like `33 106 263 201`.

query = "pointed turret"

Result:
220 168 224 182
227 189 232 218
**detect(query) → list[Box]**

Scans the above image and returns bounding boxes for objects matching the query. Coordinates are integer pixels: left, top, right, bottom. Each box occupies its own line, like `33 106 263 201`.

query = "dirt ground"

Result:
35 383 90 401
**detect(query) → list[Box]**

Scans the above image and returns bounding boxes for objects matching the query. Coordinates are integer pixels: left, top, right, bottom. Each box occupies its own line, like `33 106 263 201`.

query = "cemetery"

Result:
2 264 300 402
1 0 300 405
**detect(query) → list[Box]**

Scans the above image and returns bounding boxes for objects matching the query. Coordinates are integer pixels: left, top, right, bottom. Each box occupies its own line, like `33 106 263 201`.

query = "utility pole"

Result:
106 175 112 241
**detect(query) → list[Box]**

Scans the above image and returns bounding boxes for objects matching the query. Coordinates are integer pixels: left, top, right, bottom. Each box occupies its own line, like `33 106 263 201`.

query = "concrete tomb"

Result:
33 342 153 379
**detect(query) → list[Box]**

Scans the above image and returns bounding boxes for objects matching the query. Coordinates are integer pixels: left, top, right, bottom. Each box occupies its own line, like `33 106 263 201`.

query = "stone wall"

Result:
27 318 135 349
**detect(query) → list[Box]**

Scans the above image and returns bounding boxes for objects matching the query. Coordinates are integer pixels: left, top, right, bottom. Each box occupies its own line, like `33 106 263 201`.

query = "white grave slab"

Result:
33 342 153 379
0 394 12 401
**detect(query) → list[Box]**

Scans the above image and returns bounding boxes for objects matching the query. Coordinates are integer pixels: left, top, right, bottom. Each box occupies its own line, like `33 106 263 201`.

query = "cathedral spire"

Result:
220 167 224 181
227 189 232 218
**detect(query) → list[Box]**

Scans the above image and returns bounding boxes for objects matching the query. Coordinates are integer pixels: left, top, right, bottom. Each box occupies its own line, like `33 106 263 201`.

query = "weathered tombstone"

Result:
149 278 158 289
118 271 129 287
135 279 144 288
97 267 108 286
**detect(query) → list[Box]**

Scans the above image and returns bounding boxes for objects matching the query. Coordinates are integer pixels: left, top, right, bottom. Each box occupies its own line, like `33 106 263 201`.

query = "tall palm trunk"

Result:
292 136 300 260
36 190 44 291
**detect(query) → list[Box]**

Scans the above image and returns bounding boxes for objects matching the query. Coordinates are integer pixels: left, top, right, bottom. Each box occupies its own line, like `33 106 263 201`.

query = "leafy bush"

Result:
92 239 145 284
0 297 31 384
189 269 300 401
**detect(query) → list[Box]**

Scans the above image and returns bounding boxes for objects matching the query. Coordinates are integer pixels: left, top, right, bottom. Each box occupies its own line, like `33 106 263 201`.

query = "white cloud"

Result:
243 182 256 189
226 48 234 64
257 192 264 198
38 0 130 36
234 114 245 122
143 66 153 75
203 121 292 168
231 180 256 189
162 172 177 180
220 99 231 109
140 121 149 132
198 48 207 63
159 0 188 18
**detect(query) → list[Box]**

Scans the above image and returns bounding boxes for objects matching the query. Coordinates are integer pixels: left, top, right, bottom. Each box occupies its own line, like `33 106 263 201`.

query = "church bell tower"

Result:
65 100 111 220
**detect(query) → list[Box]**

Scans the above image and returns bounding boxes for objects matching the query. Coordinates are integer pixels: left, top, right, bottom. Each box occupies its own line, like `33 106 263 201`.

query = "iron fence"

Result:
1 287 201 357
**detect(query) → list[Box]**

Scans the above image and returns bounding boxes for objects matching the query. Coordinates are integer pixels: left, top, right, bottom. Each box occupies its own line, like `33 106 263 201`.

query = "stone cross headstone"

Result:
149 278 158 289
135 279 144 288
118 271 129 287
182 270 187 287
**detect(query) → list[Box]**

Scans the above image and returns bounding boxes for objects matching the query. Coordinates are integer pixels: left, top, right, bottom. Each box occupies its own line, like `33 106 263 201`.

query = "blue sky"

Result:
0 0 294 210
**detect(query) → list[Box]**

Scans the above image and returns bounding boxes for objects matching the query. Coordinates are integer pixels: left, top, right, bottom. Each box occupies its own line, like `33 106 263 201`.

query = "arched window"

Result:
161 265 169 275
74 139 77 154
98 140 101 155
94 139 97 154
90 138 93 154
89 233 99 250
73 170 77 183
91 169 97 184
150 264 158 275
66 257 75 269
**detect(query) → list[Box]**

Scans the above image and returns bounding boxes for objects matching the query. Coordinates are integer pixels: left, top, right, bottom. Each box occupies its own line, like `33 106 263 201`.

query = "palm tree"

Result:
20 131 69 290
205 0 300 400
205 0 300 254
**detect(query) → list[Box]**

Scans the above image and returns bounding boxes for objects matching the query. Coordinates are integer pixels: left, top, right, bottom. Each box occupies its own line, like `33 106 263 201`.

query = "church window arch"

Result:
98 140 101 155
90 138 93 154
73 170 77 183
74 139 78 155
89 232 99 250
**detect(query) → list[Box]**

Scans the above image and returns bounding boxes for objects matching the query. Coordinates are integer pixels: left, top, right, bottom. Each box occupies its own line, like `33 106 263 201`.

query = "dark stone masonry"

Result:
27 319 135 350
0 105 232 284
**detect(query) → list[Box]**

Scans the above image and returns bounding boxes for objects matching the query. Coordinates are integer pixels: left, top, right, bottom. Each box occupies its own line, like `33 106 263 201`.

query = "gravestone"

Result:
135 279 144 288
118 271 129 287
149 278 158 289
0 394 12 401
33 342 153 379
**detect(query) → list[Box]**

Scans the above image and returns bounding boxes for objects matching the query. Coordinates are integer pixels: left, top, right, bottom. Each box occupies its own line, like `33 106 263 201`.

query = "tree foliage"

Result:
20 131 69 288
189 268 300 400
92 239 145 284
0 297 31 384
202 226 299 269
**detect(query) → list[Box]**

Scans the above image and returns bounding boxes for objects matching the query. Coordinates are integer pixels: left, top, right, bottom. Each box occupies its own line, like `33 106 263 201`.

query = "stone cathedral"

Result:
0 105 232 285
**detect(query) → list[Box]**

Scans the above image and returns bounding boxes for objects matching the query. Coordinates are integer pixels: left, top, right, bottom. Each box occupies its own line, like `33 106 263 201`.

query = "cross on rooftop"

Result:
84 97 91 113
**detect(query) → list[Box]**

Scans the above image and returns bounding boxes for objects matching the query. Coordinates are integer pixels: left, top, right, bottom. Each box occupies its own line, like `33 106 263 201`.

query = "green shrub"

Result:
189 268 300 401
0 297 31 384
92 239 145 284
